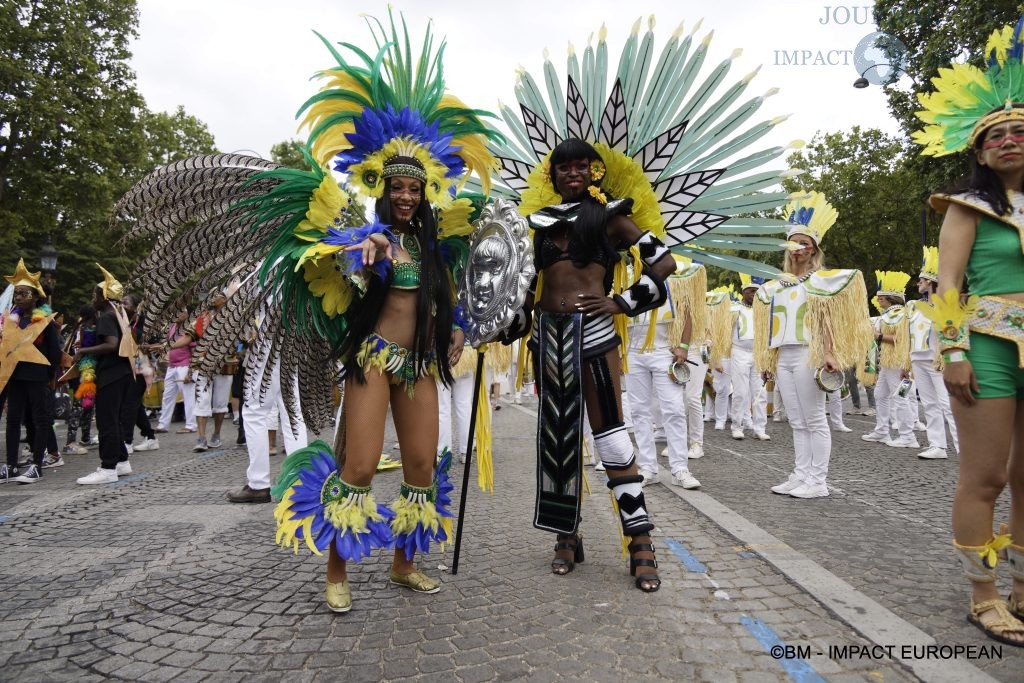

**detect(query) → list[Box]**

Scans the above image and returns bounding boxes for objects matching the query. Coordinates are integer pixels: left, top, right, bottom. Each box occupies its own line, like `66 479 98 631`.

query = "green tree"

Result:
0 0 216 315
784 126 929 297
270 138 307 169
873 1 1021 190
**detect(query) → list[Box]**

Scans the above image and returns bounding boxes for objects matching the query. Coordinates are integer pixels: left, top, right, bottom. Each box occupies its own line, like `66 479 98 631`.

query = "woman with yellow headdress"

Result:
860 270 916 448
0 259 61 484
914 16 1024 646
753 191 872 499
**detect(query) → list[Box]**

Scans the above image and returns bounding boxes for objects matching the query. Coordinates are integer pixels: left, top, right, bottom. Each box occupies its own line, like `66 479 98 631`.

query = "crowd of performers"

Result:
7 12 1017 647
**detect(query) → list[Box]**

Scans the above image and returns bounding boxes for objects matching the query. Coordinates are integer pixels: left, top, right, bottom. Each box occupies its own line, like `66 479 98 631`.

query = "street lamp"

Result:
39 237 58 273
853 63 909 89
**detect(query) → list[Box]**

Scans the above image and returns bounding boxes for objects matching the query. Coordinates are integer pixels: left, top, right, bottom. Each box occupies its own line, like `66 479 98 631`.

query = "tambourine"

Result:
813 367 846 393
668 361 691 385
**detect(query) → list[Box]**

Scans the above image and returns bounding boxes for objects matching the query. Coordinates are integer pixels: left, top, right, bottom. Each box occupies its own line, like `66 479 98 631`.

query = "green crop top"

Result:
392 260 421 289
967 214 1024 296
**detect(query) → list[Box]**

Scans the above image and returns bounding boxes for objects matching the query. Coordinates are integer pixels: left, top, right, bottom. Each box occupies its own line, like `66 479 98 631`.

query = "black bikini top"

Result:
529 198 633 271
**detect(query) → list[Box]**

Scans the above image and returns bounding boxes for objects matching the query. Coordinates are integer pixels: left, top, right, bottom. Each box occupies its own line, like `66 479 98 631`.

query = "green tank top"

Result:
392 260 421 289
967 214 1024 296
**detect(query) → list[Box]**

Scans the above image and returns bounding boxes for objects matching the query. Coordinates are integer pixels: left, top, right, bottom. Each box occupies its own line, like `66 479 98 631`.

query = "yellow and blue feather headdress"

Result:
915 17 1024 156
298 12 502 206
783 190 838 245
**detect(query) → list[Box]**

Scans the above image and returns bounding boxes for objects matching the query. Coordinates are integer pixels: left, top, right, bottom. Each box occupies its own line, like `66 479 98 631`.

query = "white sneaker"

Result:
753 432 771 441
660 446 669 457
671 471 701 489
639 470 659 486
861 408 876 417
714 422 726 431
918 446 948 459
115 461 132 476
771 475 803 495
594 461 606 472
687 444 704 459
914 421 927 431
885 438 919 449
731 428 745 440
861 432 889 442
789 482 830 498
124 442 134 455
77 468 117 485
772 412 786 423
833 424 853 433
133 438 160 452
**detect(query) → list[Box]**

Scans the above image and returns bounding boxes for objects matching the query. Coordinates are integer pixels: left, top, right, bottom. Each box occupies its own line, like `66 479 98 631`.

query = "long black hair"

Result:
340 177 455 386
549 138 617 266
953 104 1024 216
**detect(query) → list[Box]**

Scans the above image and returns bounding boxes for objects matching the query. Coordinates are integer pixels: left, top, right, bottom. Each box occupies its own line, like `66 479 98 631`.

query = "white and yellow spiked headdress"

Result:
4 258 45 298
783 190 838 245
739 273 764 291
876 270 911 300
920 246 939 282
914 17 1024 156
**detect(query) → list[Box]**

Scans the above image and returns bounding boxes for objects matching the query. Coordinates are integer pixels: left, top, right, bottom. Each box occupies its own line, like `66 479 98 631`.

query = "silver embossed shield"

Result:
459 198 535 347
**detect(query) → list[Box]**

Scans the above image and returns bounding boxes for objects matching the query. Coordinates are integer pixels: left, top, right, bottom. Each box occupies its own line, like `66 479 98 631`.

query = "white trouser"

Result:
194 372 232 417
729 347 767 434
685 357 707 446
243 357 307 490
827 389 847 428
912 358 959 451
776 345 830 486
870 368 914 440
158 365 196 430
712 361 731 426
625 348 689 476
437 373 478 456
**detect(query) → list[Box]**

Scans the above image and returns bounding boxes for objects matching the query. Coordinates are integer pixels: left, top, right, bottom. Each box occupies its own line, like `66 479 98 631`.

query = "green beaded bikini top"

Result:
391 233 421 290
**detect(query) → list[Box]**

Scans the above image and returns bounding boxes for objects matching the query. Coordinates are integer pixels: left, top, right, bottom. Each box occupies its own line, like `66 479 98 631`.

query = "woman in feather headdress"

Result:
914 17 1024 646
114 13 500 614
491 18 799 592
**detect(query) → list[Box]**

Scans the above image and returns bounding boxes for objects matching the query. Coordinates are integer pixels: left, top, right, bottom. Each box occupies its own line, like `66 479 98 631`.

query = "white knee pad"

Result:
593 424 635 469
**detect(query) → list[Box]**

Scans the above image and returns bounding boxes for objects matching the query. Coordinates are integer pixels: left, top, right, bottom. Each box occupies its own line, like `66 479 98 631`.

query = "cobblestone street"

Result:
0 393 1019 682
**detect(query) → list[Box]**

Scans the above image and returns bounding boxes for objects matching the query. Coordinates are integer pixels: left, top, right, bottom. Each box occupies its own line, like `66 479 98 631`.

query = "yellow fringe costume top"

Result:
753 269 872 373
877 305 912 372
705 292 734 368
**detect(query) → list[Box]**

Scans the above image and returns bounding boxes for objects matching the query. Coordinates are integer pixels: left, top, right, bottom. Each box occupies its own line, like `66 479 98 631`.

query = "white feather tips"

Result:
631 17 642 35
701 30 714 48
788 139 806 149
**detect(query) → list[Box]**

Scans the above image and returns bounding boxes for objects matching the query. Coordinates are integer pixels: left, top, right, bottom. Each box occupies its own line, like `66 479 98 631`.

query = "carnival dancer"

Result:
0 259 61 484
913 17 1024 645
492 17 794 590
680 265 711 459
910 247 959 460
729 275 770 440
707 286 734 430
113 14 500 612
625 255 703 489
754 191 872 499
860 271 918 449
75 266 136 485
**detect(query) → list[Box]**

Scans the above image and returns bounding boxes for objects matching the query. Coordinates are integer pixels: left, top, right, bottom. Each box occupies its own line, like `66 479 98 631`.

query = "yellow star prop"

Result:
0 314 56 395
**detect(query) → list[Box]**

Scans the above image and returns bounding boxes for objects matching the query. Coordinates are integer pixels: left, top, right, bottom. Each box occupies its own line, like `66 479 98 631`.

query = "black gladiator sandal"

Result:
551 533 584 575
628 536 661 592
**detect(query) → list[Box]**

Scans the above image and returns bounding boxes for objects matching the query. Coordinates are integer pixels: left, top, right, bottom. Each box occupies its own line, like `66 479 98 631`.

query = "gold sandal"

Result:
967 599 1024 648
389 569 441 594
325 579 352 613
1009 593 1024 621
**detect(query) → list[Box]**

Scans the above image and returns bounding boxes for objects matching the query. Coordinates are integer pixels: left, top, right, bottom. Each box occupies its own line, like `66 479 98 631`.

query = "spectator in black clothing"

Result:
75 266 135 485
0 260 62 484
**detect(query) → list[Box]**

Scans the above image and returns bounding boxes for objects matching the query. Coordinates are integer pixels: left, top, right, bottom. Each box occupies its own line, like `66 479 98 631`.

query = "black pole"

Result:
920 205 927 249
450 350 486 575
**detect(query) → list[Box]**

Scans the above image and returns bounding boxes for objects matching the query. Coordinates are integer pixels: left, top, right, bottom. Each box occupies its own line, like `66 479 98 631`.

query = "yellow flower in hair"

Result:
590 160 606 182
588 185 608 205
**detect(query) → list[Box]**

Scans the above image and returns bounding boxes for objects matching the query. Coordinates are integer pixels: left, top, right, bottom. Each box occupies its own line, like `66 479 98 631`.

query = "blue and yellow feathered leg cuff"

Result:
390 450 455 560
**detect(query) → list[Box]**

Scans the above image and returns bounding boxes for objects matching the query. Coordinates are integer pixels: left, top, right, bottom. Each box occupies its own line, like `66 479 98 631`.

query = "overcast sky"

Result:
130 0 905 160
